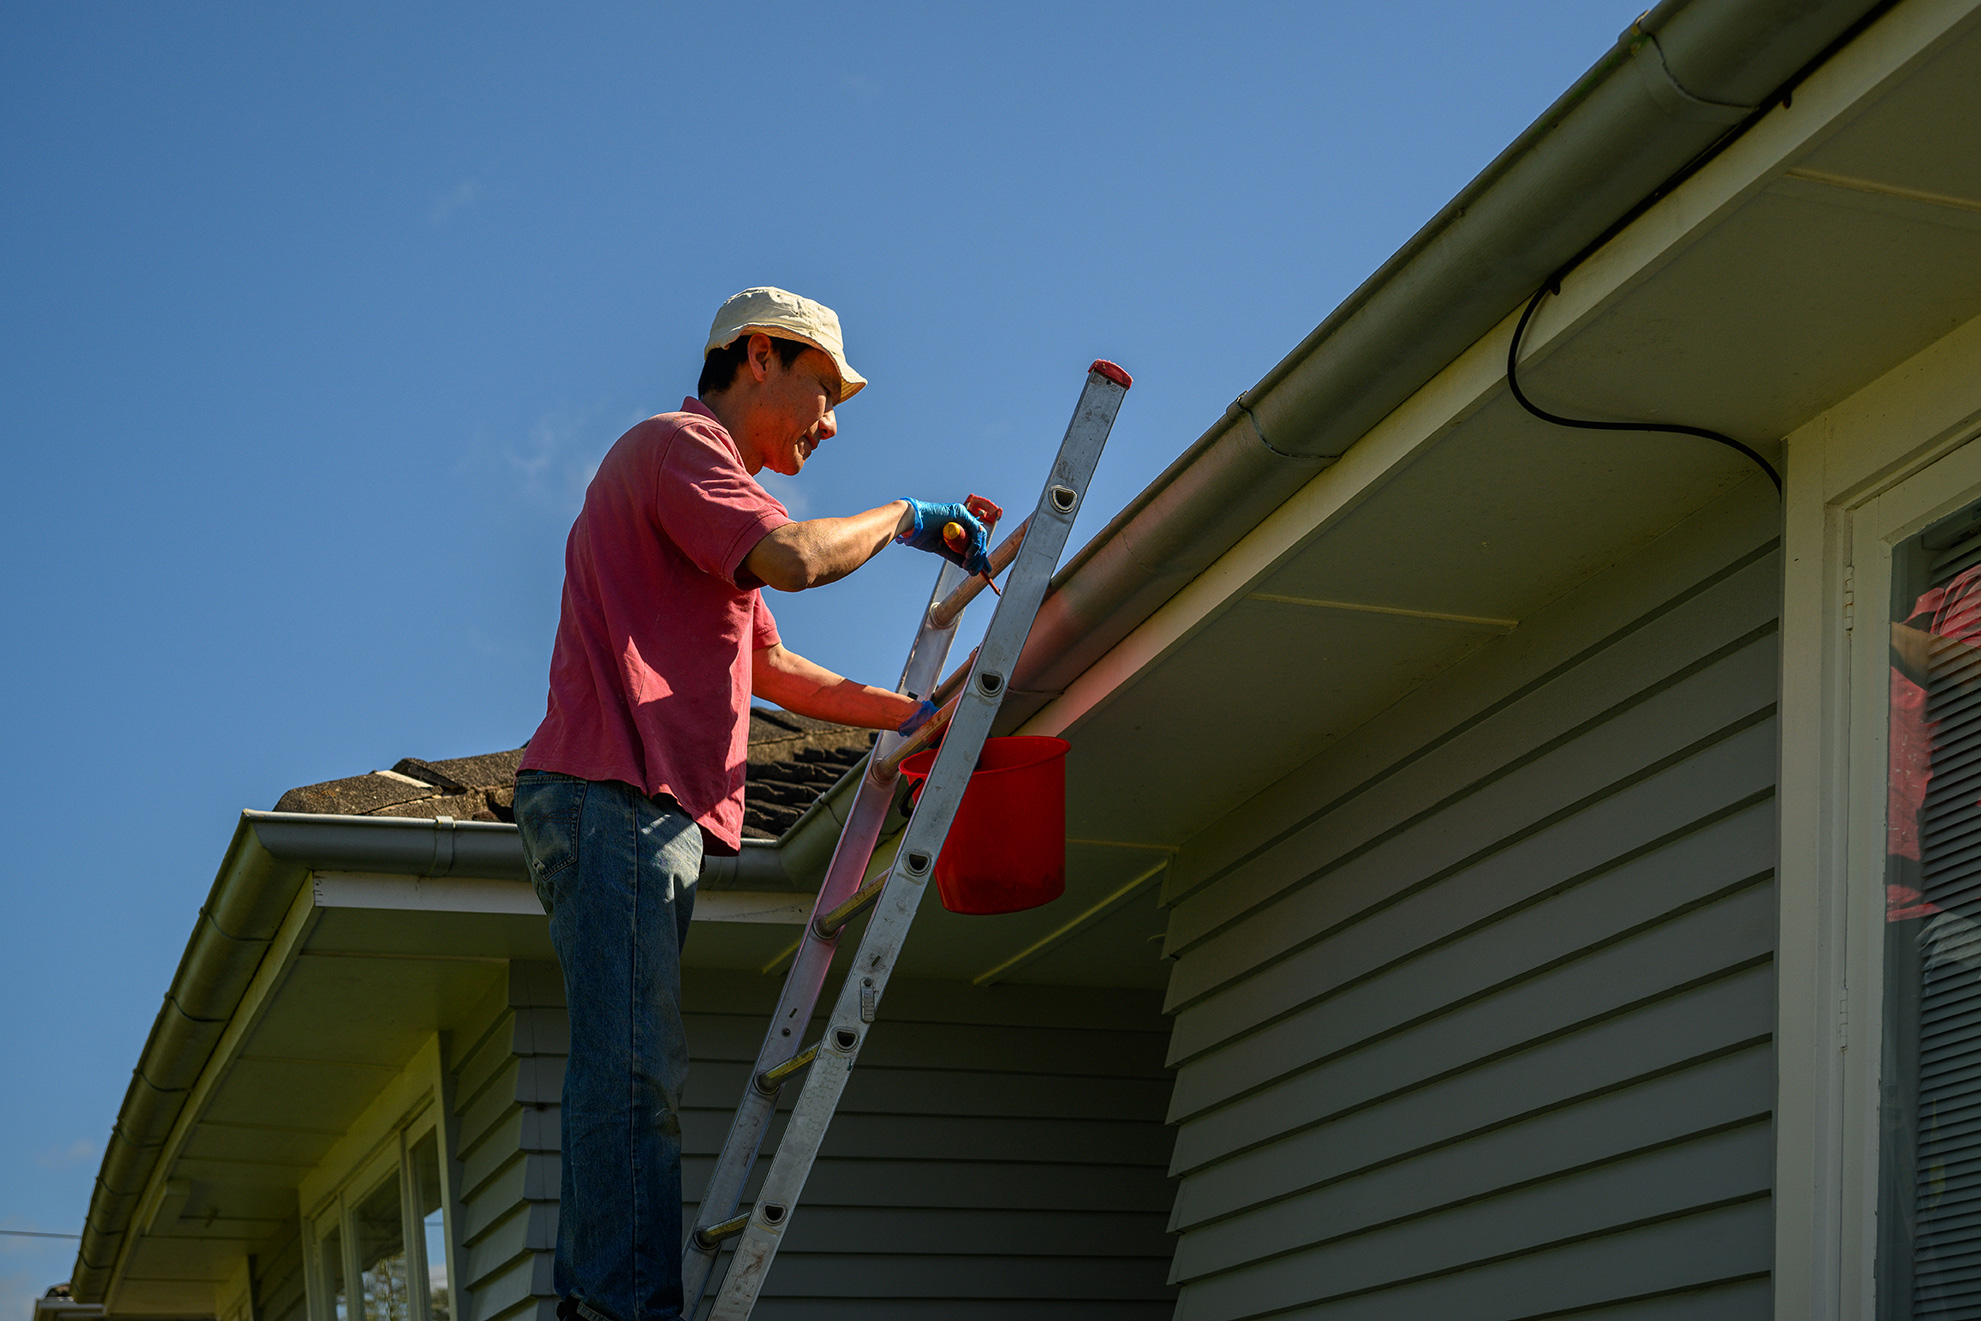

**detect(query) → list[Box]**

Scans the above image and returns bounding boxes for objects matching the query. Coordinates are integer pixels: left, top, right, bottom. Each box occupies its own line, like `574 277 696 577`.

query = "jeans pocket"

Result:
514 772 586 909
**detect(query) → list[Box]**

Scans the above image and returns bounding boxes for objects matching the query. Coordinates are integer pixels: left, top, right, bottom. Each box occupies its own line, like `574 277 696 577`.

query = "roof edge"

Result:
72 815 306 1305
71 808 802 1304
994 0 1886 728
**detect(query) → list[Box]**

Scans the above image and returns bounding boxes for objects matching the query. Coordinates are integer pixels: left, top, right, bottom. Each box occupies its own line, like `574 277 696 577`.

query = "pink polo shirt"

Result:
522 399 790 853
1889 565 1981 861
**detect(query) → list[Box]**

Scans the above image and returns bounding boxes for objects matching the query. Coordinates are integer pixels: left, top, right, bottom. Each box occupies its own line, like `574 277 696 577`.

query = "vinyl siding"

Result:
1158 483 1781 1321
445 961 1177 1321
683 970 1177 1321
448 963 564 1321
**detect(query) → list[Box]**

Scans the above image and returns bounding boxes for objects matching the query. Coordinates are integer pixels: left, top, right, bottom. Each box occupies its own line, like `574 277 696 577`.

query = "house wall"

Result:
252 1220 308 1321
686 969 1176 1321
444 960 1178 1321
449 963 565 1321
1156 478 1783 1320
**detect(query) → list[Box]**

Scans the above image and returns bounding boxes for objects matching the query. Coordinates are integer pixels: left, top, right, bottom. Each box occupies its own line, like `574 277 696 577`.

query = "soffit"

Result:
111 908 506 1318
1535 17 1981 443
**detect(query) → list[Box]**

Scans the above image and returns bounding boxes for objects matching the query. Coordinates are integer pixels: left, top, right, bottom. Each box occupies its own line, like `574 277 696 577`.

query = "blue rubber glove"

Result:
896 499 992 576
896 698 940 738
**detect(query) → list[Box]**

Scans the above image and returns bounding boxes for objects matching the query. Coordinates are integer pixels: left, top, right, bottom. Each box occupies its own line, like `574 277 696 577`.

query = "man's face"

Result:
752 341 840 478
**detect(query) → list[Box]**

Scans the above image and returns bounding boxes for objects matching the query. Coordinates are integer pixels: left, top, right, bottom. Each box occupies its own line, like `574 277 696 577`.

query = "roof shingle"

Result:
271 710 873 837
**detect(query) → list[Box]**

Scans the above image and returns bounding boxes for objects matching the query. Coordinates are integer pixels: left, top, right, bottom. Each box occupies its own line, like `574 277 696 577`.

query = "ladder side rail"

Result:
706 368 1128 1320
680 560 966 1306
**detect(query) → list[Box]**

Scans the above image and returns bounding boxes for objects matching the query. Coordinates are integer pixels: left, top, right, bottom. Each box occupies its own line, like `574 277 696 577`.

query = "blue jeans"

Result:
514 770 701 1321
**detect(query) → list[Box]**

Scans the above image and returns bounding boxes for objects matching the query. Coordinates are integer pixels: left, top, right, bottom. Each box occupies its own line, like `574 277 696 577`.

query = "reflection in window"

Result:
410 1134 450 1321
1880 508 1981 1317
354 1174 411 1321
321 1227 347 1321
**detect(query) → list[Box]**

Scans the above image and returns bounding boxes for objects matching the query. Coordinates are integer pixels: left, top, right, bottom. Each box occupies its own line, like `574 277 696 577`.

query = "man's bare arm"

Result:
1895 621 1935 674
745 503 912 593
1895 620 1981 690
752 643 921 730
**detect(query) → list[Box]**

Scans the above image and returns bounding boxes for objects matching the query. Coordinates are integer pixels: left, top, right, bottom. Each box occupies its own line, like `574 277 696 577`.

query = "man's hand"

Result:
896 499 991 576
896 699 940 738
752 643 922 730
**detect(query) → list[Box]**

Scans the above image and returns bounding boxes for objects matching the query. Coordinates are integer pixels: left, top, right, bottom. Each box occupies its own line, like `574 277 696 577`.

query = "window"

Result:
409 1134 449 1321
1879 501 1981 1317
309 1114 453 1321
354 1173 410 1321
321 1228 348 1321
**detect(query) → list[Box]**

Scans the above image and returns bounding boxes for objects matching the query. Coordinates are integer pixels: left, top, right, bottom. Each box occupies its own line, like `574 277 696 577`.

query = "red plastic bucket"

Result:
898 736 1069 915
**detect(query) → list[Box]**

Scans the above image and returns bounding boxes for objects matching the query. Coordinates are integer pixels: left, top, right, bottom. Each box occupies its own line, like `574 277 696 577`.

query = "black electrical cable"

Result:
1506 281 1783 495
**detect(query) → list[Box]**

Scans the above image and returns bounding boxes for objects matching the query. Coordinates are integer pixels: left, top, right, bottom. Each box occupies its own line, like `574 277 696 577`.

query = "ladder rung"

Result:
691 1212 751 1252
814 877 886 939
753 1042 819 1094
927 516 1031 630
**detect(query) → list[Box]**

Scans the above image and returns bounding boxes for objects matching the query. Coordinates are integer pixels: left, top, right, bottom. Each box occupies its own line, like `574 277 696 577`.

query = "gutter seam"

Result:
1232 398 1302 460
1637 29 1761 119
196 904 266 945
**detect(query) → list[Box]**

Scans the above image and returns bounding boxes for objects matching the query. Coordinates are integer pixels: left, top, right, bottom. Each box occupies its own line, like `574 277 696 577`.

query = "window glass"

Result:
321 1226 348 1321
353 1173 411 1321
1880 504 1981 1317
410 1133 450 1321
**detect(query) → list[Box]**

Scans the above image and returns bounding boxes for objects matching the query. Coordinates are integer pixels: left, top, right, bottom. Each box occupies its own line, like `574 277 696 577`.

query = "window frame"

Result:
301 1084 458 1321
1836 436 1981 1316
293 1029 459 1321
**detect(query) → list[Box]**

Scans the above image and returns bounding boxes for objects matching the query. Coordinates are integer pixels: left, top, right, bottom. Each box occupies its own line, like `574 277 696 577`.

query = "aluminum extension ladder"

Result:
681 360 1133 1319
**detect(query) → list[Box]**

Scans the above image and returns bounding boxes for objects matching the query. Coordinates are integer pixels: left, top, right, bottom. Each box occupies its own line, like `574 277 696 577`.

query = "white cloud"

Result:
494 410 609 516
31 1141 96 1172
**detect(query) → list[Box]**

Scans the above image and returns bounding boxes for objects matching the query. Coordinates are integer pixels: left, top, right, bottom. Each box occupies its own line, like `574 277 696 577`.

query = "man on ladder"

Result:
511 286 992 1321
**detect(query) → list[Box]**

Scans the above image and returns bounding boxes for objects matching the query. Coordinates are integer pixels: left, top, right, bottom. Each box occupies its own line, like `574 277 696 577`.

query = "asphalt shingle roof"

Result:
271 709 873 838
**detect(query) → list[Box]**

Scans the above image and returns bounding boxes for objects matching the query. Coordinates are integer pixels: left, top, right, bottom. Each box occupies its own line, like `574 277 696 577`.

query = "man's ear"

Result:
746 332 775 384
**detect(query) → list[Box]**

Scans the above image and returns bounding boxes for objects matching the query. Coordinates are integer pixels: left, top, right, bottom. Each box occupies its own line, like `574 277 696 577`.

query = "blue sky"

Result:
0 2 1640 1310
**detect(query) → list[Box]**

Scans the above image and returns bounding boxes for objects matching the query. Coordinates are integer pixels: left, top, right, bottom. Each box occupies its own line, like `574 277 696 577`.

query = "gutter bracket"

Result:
428 816 457 878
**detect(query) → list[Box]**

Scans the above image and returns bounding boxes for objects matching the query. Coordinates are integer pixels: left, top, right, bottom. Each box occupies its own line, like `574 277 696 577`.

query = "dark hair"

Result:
697 334 813 398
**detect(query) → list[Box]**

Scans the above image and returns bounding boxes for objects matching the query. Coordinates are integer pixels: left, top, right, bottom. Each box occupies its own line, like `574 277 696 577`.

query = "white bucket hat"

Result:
705 287 867 403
